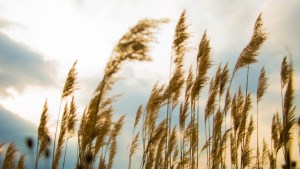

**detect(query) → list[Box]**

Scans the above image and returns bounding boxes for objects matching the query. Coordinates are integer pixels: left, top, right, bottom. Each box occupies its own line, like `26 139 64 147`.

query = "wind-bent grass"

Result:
282 59 296 167
78 18 168 169
62 96 77 169
2 143 17 169
128 105 142 169
1 11 299 169
52 102 69 169
52 60 78 165
192 30 212 169
256 67 268 169
17 154 25 169
164 10 188 169
35 99 50 169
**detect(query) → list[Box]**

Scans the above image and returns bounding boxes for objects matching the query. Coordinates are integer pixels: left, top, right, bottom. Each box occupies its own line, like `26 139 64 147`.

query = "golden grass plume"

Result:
257 67 268 102
61 60 78 99
37 99 50 159
234 13 267 73
52 102 69 169
17 154 25 169
3 143 17 169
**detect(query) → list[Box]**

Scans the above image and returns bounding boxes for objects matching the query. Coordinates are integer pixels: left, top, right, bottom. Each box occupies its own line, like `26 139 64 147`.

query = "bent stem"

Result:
52 99 63 164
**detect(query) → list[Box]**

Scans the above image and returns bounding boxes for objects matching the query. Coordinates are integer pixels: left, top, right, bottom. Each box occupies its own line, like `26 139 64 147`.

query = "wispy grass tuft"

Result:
256 66 268 169
52 102 69 169
80 19 168 169
233 13 267 74
35 99 50 169
3 143 17 169
4 11 299 169
53 60 78 164
17 154 25 169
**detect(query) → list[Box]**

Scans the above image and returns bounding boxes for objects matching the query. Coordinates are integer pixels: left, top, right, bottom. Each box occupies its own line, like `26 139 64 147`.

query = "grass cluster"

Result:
0 11 299 169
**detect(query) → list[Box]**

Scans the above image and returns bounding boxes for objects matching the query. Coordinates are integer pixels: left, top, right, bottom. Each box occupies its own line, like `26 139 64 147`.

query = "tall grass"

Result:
0 11 298 169
35 99 50 169
2 143 17 169
52 60 78 166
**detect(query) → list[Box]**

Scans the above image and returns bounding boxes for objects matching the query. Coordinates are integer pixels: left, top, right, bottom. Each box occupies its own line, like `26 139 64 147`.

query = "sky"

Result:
0 0 300 168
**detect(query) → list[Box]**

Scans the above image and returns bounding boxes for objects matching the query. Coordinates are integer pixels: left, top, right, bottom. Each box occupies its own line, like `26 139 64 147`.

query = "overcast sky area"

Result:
0 0 300 168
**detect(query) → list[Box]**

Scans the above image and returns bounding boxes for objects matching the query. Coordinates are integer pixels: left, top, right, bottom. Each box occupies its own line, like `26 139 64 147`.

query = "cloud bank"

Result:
0 32 57 97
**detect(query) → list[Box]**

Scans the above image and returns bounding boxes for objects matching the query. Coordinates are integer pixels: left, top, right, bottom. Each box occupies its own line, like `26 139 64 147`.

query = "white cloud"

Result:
0 32 57 97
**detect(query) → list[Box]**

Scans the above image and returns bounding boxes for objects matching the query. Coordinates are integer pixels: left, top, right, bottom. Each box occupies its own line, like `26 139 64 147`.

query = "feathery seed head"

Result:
281 56 289 88
220 63 229 97
173 10 189 65
3 143 17 169
67 96 77 137
62 60 78 99
17 154 25 169
134 105 143 129
191 30 212 101
105 19 169 80
257 67 268 102
37 99 50 158
234 13 267 73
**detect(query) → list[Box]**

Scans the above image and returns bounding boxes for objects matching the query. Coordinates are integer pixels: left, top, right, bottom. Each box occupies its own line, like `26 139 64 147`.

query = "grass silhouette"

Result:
0 12 298 169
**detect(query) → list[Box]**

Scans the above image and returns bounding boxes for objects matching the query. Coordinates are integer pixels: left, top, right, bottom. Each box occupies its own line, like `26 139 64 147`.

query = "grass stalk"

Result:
52 99 63 163
62 137 69 169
